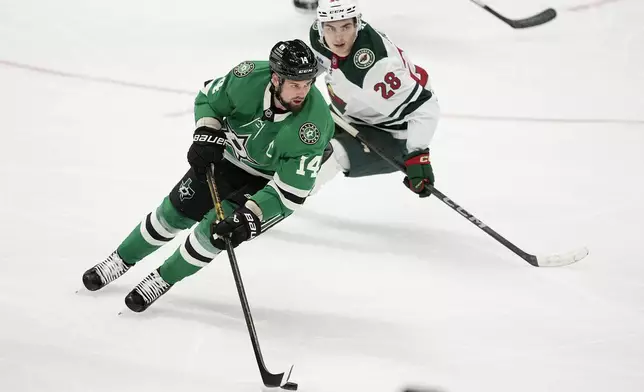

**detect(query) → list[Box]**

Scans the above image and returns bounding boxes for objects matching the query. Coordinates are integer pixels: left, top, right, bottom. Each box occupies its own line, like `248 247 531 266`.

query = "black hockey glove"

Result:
187 126 227 177
403 148 434 198
210 206 262 249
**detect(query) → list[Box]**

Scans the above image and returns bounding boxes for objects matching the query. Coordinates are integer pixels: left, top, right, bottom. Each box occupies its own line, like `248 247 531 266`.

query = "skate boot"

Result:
82 251 131 291
124 269 172 312
294 0 318 11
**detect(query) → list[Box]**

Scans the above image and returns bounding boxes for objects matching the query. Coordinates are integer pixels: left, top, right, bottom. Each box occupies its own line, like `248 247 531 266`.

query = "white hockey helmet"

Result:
316 0 363 34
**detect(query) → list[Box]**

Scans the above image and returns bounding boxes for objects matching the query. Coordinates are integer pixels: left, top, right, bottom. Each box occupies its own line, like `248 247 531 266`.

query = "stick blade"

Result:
279 364 295 388
507 8 557 29
260 364 295 389
536 246 589 267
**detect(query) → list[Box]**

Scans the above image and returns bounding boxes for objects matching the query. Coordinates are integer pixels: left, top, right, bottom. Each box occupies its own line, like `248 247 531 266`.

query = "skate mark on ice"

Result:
1 59 641 126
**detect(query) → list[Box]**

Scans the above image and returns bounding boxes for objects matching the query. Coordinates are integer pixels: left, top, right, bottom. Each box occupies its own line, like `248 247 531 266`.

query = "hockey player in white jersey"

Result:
310 0 440 197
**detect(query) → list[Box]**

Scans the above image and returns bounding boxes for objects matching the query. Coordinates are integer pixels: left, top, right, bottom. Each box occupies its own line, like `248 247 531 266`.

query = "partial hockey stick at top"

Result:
468 0 557 29
330 112 589 267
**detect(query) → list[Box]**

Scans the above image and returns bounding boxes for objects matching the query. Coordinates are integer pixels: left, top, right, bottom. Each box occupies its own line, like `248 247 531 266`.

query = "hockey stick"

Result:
205 164 298 391
330 112 589 267
469 0 557 29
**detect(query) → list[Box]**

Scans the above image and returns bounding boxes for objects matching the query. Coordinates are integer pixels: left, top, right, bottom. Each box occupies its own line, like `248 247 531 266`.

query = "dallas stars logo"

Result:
233 61 255 78
228 131 259 165
299 122 320 145
178 178 195 201
227 119 266 165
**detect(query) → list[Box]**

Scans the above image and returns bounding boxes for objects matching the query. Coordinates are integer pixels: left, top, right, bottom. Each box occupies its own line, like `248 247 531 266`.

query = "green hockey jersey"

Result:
194 61 334 221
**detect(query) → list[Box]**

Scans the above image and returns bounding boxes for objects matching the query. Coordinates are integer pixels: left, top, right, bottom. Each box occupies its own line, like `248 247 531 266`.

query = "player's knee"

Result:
189 209 227 253
159 196 196 231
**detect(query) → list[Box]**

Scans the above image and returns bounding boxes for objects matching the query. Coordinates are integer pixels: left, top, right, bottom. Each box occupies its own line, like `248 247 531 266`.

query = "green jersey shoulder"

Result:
194 60 271 121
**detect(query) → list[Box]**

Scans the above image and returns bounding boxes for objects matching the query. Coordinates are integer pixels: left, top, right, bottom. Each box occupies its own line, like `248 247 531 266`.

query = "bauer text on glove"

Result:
210 206 262 248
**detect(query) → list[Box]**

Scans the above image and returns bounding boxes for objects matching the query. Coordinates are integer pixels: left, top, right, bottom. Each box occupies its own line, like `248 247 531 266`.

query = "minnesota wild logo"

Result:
233 61 255 78
353 48 375 69
299 122 320 145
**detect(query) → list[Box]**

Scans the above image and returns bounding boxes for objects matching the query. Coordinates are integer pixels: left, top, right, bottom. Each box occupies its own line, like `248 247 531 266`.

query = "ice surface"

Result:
1 1 643 391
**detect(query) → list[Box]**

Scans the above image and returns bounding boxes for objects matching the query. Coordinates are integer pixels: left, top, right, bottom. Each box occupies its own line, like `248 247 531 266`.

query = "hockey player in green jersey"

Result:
310 0 440 198
81 39 334 312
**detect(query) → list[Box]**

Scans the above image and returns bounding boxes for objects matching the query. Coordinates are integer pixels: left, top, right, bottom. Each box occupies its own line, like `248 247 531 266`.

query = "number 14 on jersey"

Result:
296 155 322 178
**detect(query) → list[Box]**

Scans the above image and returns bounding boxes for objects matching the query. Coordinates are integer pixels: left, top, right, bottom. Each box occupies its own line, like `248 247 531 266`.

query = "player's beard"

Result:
281 94 306 113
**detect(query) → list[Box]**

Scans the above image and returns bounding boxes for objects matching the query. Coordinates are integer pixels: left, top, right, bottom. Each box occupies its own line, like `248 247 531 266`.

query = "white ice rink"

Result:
1 0 643 391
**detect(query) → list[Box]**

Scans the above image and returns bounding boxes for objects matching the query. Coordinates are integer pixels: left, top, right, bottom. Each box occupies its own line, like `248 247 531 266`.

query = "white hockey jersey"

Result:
309 21 440 152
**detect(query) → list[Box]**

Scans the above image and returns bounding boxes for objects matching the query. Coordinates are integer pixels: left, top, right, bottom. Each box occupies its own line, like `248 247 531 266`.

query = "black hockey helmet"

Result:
269 39 318 81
